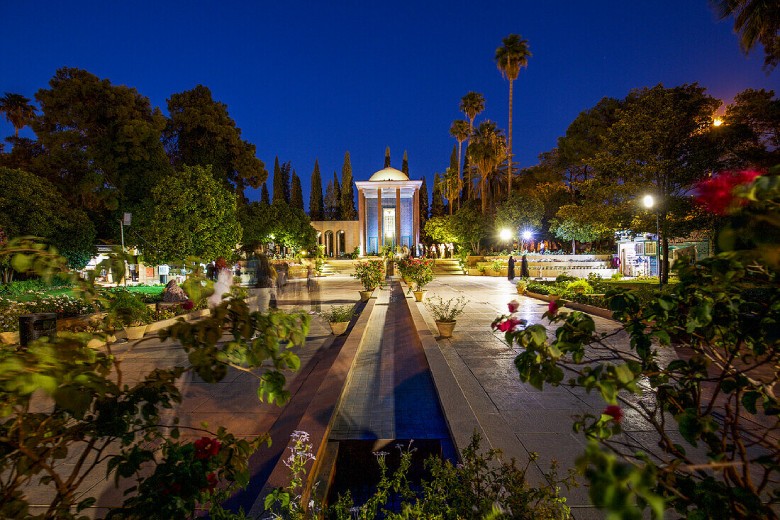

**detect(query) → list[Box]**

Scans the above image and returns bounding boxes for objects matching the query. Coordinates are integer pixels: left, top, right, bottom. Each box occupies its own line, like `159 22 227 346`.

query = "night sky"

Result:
2 1 778 206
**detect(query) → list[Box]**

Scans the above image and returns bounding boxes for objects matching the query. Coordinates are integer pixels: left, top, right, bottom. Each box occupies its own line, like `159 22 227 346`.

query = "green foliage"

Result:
495 193 544 233
451 200 491 253
352 260 384 291
134 164 242 264
108 289 154 326
405 258 434 290
0 240 310 518
423 215 457 244
496 175 780 519
0 167 96 268
565 279 593 294
309 160 324 221
340 151 357 220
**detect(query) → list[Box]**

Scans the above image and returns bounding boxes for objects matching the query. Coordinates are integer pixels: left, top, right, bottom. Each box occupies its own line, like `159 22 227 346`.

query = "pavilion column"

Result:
377 188 382 252
413 188 420 249
358 189 365 256
395 188 401 249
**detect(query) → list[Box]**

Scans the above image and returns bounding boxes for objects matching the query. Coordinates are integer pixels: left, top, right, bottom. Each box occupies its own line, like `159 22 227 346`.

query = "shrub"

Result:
320 304 356 323
352 260 384 291
555 273 577 283
564 279 594 295
424 295 468 322
610 272 624 280
406 258 434 290
108 290 154 327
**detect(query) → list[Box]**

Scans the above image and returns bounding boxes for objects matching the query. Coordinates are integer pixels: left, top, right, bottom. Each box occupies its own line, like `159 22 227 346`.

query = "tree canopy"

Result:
133 165 242 264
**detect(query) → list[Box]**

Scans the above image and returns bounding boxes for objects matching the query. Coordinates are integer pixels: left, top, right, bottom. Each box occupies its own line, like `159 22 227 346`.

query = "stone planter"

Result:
124 324 148 341
0 331 19 345
329 321 349 335
413 290 427 302
435 320 456 338
359 290 374 302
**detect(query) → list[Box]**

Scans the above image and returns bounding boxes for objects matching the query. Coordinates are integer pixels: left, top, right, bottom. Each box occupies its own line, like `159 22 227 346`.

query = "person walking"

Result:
507 255 516 280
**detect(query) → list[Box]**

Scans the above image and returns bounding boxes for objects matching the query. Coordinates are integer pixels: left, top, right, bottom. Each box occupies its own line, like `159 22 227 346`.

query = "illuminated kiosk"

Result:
355 167 422 256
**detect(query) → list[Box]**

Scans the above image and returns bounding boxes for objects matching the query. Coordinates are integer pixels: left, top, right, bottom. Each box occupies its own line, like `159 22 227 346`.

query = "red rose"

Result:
205 472 218 491
182 299 194 311
194 437 221 460
508 300 520 313
694 170 761 215
547 300 559 316
603 405 623 423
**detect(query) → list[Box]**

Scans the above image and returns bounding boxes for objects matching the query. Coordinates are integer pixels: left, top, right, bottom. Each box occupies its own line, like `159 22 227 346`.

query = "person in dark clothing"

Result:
521 254 530 278
507 255 516 280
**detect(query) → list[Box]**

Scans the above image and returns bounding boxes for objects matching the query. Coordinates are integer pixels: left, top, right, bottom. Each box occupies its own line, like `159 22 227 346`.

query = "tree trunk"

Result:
507 77 514 197
457 140 462 211
481 176 487 215
571 239 576 254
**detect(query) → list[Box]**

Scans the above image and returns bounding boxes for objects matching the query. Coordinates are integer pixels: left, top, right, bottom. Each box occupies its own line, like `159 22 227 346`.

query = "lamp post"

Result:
500 228 512 252
521 230 532 253
642 195 662 290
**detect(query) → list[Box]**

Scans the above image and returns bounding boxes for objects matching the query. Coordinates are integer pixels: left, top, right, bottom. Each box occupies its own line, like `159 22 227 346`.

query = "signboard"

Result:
123 213 132 226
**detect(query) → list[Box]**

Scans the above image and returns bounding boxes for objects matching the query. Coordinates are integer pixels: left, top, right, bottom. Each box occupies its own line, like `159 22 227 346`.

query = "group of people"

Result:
507 254 530 280
425 243 455 259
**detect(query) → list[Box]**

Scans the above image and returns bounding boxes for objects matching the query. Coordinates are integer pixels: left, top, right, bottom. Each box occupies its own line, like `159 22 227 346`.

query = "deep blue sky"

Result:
2 1 778 206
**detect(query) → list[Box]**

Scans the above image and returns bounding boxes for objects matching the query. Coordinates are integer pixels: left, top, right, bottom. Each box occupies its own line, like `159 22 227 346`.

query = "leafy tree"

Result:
0 136 43 171
34 67 172 239
309 159 324 220
592 83 721 283
430 172 446 217
423 215 457 244
0 167 95 268
451 200 490 253
239 199 315 254
340 151 357 219
495 192 544 236
721 88 780 169
449 120 470 207
712 0 780 71
133 165 241 264
468 121 506 215
401 150 409 175
549 211 609 254
384 146 391 168
260 181 270 205
290 170 304 210
0 93 36 137
495 34 532 195
163 84 266 199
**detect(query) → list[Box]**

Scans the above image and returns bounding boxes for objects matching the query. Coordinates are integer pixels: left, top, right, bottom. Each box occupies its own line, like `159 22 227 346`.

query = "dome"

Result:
368 167 409 181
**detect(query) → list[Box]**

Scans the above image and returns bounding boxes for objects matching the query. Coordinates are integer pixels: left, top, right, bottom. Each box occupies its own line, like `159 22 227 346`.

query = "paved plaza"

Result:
29 273 648 519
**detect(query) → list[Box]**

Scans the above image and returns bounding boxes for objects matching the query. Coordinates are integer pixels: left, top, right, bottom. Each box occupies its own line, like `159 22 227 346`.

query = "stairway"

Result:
432 259 463 275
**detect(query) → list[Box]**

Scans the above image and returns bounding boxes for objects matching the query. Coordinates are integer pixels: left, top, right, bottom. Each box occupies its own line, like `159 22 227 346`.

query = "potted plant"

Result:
352 260 384 301
516 279 528 295
320 304 356 335
109 290 153 340
491 259 504 276
424 295 468 338
396 256 412 284
407 258 434 301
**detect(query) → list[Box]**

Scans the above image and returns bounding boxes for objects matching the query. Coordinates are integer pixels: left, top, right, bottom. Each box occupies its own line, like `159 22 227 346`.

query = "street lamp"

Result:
642 195 662 289
521 230 532 252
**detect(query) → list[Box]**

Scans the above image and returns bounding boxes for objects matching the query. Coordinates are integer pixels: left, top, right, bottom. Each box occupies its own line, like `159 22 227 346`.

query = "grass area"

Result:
1 284 164 302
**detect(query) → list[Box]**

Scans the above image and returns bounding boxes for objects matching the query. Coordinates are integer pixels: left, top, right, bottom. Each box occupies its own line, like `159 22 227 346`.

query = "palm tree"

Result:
460 92 485 199
0 93 36 137
495 34 531 196
449 119 470 210
712 0 780 70
467 121 506 215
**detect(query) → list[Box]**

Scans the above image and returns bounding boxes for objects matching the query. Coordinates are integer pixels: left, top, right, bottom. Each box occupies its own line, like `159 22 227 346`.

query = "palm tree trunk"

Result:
507 78 514 197
457 140 462 211
481 176 487 214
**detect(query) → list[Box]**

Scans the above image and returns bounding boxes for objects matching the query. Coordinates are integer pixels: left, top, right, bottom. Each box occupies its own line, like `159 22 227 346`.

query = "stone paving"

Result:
24 272 649 519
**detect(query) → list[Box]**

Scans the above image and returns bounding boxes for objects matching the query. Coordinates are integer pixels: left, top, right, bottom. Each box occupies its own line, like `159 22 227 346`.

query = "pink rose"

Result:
694 170 761 215
547 300 559 316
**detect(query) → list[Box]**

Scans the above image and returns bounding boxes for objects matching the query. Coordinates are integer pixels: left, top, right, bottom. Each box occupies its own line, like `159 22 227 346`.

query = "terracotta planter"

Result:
329 321 349 335
435 320 456 338
0 331 19 345
124 324 148 341
413 290 427 302
359 290 374 302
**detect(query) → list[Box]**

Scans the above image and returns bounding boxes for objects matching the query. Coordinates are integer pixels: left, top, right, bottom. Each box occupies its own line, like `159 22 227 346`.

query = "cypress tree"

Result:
260 181 270 205
402 150 409 175
419 177 429 231
431 172 446 217
290 170 304 210
332 171 342 220
281 160 292 203
340 151 357 220
324 178 336 220
309 159 324 220
449 144 460 211
384 146 391 168
272 157 285 203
